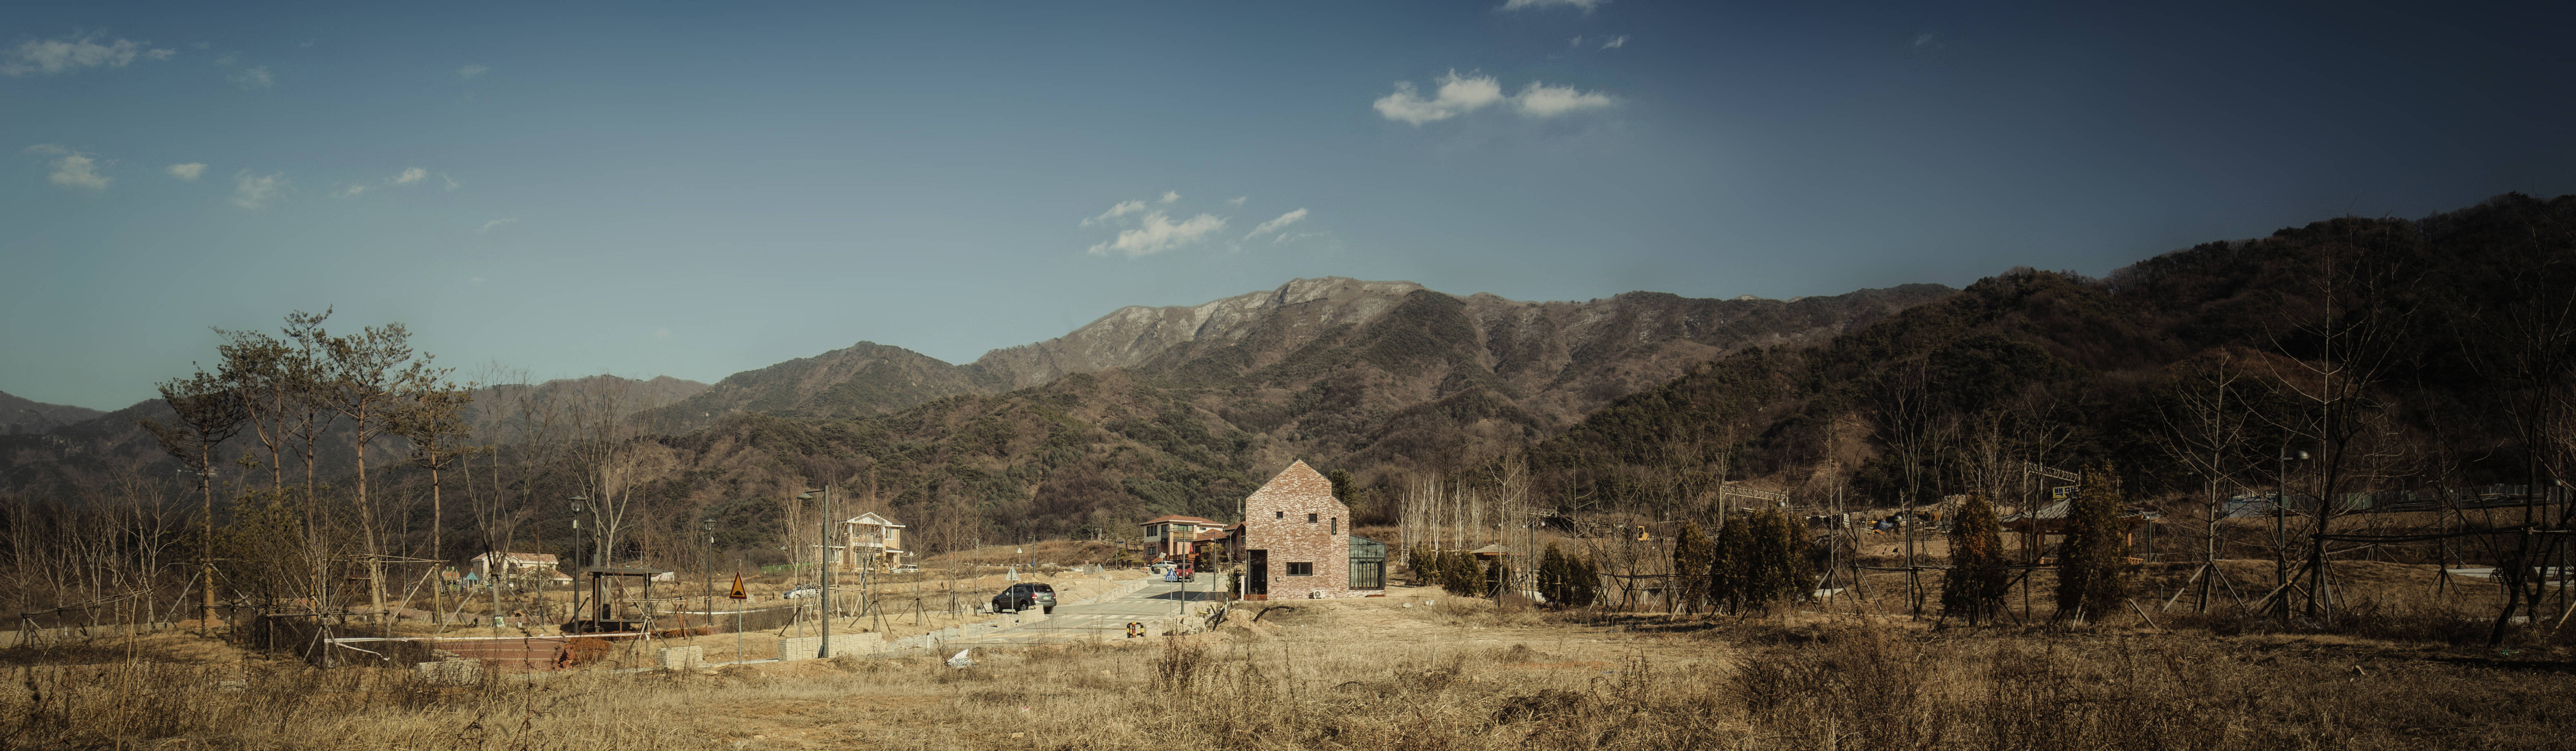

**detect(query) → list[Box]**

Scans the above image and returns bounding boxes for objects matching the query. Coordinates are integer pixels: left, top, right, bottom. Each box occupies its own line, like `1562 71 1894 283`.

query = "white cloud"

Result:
1079 199 1150 227
1 34 174 76
334 184 368 198
652 328 671 339
1227 196 1247 207
1375 73 1616 124
230 171 282 208
476 217 516 234
227 66 274 89
44 152 111 190
1513 81 1615 117
1244 208 1309 240
442 174 461 191
458 64 487 79
1159 191 1180 204
167 163 206 181
24 144 68 155
391 167 427 185
1372 71 1505 126
1501 0 1605 10
1601 35 1629 49
1087 212 1227 258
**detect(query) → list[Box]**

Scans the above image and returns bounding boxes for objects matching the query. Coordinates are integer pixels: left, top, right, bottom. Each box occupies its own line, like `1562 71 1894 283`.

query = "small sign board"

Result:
2051 486 2076 499
728 573 748 600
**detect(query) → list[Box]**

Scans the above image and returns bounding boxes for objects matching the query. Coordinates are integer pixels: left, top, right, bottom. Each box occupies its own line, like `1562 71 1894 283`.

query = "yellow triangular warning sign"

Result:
728 573 748 600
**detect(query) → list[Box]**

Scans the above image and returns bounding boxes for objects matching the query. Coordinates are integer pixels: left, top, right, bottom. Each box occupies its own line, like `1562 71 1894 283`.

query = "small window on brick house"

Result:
1331 517 1338 534
1285 562 1314 576
1274 511 1284 519
1307 513 1318 523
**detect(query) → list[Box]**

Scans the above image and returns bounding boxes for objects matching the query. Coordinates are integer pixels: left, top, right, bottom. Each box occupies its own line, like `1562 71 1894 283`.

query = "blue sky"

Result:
6 1 2572 410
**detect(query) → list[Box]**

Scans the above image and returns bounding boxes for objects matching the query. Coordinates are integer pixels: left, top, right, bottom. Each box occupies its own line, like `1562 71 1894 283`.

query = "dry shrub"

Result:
1731 625 1949 750
2327 595 2496 645
561 637 614 666
1151 637 1209 691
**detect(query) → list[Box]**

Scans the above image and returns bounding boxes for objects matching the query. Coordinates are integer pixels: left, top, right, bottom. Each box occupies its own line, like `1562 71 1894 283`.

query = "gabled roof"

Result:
482 552 559 564
839 511 905 528
1243 459 1341 509
1191 529 1229 542
1140 515 1220 526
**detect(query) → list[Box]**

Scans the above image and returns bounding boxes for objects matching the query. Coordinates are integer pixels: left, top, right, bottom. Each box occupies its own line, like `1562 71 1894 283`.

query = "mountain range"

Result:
648 277 1952 431
18 192 2568 567
0 276 1950 548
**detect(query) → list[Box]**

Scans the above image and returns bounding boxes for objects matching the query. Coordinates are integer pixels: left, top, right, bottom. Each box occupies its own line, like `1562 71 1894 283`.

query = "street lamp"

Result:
565 495 591 631
2275 449 2308 616
568 496 590 569
798 487 833 658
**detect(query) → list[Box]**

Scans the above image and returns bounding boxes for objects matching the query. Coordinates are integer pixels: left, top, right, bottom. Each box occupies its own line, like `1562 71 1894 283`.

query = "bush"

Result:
2055 467 2131 623
1671 521 1711 613
1941 493 2010 625
1442 551 1482 597
1565 553 1599 607
1537 543 1571 604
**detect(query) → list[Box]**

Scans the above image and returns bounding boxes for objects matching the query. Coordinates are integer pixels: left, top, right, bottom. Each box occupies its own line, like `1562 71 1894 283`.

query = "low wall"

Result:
777 632 885 661
656 645 704 670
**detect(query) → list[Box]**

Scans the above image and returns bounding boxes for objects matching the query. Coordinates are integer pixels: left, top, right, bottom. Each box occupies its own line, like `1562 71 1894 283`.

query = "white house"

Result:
832 512 907 570
474 551 572 587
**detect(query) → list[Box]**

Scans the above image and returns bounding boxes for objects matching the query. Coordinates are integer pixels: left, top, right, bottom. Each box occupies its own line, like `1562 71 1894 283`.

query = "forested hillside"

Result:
1531 193 2576 524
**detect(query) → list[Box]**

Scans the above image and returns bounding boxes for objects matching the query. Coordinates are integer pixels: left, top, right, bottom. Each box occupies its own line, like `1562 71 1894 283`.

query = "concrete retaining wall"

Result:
656 645 704 670
777 632 884 661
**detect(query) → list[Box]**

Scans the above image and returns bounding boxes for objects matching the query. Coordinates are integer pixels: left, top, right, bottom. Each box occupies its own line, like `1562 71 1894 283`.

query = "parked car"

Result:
783 584 822 599
991 582 1057 614
892 564 921 574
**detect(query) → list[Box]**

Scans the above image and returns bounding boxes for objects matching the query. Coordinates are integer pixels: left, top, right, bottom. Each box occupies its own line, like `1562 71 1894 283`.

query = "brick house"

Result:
1238 459 1358 600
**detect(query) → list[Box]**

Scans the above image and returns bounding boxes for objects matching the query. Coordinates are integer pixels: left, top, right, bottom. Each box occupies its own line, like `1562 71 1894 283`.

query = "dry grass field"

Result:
5 570 2575 750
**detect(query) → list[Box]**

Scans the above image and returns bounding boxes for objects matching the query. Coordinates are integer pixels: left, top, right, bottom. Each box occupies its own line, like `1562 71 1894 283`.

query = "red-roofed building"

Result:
1139 514 1227 559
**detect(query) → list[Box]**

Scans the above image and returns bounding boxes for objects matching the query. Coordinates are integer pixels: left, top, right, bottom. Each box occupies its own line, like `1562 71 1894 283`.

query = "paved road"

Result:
939 579 1226 646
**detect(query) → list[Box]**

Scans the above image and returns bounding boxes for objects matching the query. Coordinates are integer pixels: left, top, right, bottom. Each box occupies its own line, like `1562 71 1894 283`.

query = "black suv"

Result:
991 583 1057 614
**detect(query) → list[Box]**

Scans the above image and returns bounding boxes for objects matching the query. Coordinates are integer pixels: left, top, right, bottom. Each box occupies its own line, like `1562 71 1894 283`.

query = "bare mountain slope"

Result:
646 277 1954 436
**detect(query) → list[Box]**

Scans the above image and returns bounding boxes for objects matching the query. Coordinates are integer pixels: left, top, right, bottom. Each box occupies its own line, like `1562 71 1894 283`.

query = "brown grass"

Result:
5 574 2574 750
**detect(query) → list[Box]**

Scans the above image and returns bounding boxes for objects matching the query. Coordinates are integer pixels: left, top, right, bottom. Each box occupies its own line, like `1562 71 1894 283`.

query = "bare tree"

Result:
2150 350 2256 612
1873 358 1938 615
563 376 673 568
393 371 471 624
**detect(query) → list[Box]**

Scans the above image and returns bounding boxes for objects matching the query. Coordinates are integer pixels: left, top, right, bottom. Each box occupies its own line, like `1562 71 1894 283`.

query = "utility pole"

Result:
802 486 834 659
702 517 715 638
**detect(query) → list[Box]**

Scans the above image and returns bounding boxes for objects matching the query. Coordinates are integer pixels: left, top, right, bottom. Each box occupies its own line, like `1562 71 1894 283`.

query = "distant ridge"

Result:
0 391 107 435
642 277 1955 432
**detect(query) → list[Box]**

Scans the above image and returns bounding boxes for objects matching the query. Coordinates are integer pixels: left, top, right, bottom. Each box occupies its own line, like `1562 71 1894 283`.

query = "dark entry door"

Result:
1247 550 1268 597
